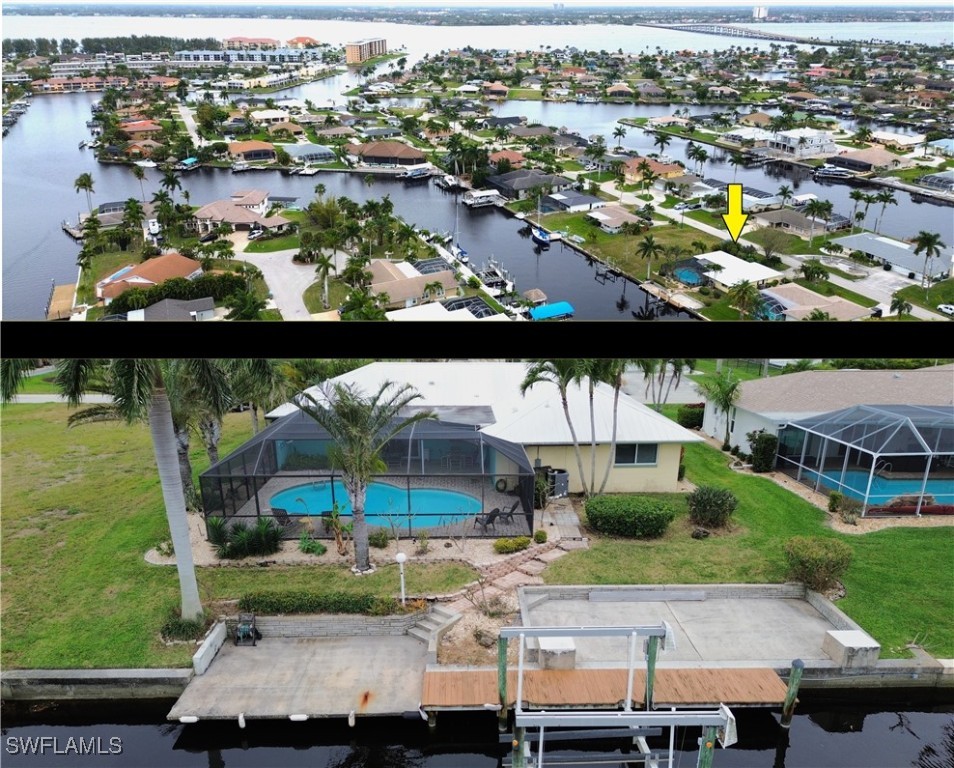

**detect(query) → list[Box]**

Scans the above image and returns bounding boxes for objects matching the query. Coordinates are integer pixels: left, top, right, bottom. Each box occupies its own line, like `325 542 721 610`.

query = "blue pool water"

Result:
270 481 483 528
801 468 954 504
673 267 703 286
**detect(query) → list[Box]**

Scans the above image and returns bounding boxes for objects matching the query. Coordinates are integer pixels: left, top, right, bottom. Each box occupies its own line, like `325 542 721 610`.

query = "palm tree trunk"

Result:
249 405 260 435
560 392 590 499
199 416 222 465
349 481 371 572
587 380 597 496
149 390 203 622
597 383 621 495
173 425 195 499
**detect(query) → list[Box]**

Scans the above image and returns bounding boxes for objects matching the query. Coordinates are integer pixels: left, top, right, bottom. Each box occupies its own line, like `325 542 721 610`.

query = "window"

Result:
614 443 658 466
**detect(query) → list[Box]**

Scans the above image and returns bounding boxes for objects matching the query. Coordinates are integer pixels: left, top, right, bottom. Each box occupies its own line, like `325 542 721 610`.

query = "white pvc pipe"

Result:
516 633 525 714
625 631 637 712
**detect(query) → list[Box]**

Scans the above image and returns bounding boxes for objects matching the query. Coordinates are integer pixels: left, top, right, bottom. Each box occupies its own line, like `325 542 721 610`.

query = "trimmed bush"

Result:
784 536 853 592
747 431 779 473
238 591 400 615
494 536 532 554
533 529 548 544
827 491 844 515
686 486 738 528
368 529 390 549
298 535 327 556
676 403 705 429
216 518 282 559
160 607 207 641
585 495 675 539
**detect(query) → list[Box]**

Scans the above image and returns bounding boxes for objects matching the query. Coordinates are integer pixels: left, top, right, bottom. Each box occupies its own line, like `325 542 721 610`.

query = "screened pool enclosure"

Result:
776 404 954 516
200 409 537 538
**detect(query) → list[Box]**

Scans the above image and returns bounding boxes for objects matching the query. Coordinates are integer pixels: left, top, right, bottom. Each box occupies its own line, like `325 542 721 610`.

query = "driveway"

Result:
177 104 205 148
234 243 352 321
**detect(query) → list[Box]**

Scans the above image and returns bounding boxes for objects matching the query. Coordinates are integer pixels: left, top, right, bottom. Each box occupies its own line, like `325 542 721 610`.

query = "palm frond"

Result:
108 359 159 423
0 358 41 402
54 359 106 408
67 404 122 427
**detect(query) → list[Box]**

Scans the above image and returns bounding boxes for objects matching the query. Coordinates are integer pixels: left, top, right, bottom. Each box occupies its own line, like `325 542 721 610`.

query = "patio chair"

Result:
474 508 501 532
234 612 259 646
273 508 292 527
500 499 520 523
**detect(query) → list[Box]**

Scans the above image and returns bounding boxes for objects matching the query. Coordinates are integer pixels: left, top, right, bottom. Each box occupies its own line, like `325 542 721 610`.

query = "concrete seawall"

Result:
2 669 193 701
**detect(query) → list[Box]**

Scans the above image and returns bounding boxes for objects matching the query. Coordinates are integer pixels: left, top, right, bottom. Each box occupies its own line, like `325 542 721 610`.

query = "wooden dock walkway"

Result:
45 284 76 320
422 667 788 711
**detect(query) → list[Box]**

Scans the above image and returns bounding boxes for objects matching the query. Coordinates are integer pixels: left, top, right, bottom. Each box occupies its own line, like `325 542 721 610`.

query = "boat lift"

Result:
497 625 738 768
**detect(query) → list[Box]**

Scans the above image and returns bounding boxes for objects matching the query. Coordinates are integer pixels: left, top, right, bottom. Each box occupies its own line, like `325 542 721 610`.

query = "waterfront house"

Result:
367 260 460 309
482 81 510 98
695 250 783 292
266 361 703 495
740 111 773 127
635 82 666 98
827 147 911 173
345 140 426 166
126 296 217 322
831 232 953 282
485 169 573 200
192 190 291 234
285 143 336 163
481 115 524 131
228 140 277 162
721 127 774 147
869 130 926 151
708 85 740 98
768 128 837 159
31 75 129 93
542 191 605 213
96 253 203 303
753 208 850 238
586 205 644 234
927 138 954 157
124 140 163 159
118 120 163 141
606 82 634 98
250 109 291 126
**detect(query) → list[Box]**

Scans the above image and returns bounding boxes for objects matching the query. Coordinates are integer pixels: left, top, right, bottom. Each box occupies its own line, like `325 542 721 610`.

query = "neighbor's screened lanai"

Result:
200 407 536 538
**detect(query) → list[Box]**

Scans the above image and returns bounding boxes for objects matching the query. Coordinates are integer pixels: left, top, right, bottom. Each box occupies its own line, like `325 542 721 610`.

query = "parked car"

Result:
674 202 688 211
247 229 264 241
199 232 217 243
937 304 954 317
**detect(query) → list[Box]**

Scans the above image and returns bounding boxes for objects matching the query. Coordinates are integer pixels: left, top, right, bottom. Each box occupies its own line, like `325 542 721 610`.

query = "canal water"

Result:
2 16 952 319
3 691 952 767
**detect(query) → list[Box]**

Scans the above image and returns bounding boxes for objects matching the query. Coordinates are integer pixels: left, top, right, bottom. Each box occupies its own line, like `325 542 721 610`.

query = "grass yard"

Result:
544 440 954 659
303 278 352 314
243 233 300 253
13 372 63 395
742 228 828 257
894 278 954 315
0 405 477 669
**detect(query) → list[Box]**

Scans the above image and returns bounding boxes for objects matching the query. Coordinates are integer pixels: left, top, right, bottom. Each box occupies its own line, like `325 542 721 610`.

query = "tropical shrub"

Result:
686 486 738 528
784 537 853 591
298 534 327 555
747 430 779 473
238 591 400 615
533 529 548 544
368 529 390 549
160 607 207 641
216 518 282 559
676 403 705 429
585 495 675 539
494 536 532 554
827 491 844 515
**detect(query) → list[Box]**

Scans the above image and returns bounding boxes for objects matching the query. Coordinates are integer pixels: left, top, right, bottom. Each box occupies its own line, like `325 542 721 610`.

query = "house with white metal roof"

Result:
695 251 784 291
830 233 953 282
268 361 702 494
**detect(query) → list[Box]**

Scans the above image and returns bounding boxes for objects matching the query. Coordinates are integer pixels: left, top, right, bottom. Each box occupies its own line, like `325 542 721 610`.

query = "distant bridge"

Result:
640 23 822 45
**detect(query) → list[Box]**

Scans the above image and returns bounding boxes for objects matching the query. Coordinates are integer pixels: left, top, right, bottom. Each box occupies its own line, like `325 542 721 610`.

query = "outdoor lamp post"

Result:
395 552 407 605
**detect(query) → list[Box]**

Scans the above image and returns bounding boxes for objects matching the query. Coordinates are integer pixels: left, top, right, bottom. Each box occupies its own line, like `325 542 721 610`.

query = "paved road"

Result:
7 394 113 404
177 103 205 148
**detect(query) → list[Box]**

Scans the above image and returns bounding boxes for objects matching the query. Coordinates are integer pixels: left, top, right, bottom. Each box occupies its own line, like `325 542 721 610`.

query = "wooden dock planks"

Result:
46 284 76 320
422 667 788 710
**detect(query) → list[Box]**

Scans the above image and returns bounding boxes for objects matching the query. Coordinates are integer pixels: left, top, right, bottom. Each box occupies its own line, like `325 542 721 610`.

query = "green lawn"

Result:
13 372 62 395
0 405 477 669
741 229 827 257
76 248 140 306
894 278 954 315
303 278 351 314
243 233 300 253
544 441 954 659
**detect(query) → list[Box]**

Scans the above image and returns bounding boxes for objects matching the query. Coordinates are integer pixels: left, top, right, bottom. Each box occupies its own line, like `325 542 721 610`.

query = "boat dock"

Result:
61 220 84 240
45 282 77 320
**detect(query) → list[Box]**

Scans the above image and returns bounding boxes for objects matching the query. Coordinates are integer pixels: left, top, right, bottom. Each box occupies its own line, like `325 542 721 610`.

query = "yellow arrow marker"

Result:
721 183 749 243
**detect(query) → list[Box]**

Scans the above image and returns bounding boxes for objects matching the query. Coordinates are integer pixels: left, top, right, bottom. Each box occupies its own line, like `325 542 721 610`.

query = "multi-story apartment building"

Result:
345 38 387 64
223 37 280 51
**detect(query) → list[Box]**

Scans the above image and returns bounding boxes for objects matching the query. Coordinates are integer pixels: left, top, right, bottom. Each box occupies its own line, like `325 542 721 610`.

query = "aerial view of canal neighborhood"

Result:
2 0 953 322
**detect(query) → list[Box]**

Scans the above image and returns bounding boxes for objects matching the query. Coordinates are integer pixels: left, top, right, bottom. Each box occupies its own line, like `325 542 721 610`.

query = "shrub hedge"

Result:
747 431 779 473
494 536 532 554
784 536 853 592
686 486 738 528
676 403 705 429
533 529 548 544
585 495 675 539
238 590 399 615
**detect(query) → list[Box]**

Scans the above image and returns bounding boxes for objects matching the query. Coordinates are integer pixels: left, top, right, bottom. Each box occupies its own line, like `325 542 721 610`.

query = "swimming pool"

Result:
269 481 483 528
800 468 954 505
673 267 703 286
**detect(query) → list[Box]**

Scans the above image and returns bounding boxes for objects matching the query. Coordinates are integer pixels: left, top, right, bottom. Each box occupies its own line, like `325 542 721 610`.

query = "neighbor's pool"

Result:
800 468 954 505
673 267 703 286
270 481 483 528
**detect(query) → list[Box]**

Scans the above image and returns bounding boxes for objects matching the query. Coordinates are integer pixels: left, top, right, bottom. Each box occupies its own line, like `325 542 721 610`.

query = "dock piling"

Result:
780 659 804 729
696 725 719 768
497 636 508 731
645 635 659 710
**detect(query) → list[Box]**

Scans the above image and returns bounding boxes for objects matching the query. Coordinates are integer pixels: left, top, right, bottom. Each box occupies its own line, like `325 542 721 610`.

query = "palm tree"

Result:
911 231 946 298
804 198 826 244
726 279 762 319
728 152 745 182
890 292 913 319
612 125 627 150
226 359 290 436
860 193 878 231
160 168 182 205
297 381 435 573
74 172 95 213
520 360 590 499
873 190 896 234
853 125 873 145
1 359 232 622
653 132 672 155
636 234 663 263
777 184 793 208
695 369 743 449
593 359 629 495
695 147 709 177
123 197 145 232
131 164 147 203
849 189 866 233
314 251 337 309
225 289 267 320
